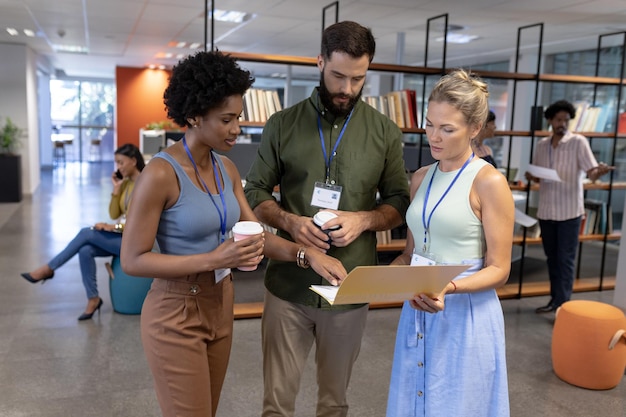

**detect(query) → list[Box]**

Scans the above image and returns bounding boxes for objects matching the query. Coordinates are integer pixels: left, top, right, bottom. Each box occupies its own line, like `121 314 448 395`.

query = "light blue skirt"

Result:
386 259 509 417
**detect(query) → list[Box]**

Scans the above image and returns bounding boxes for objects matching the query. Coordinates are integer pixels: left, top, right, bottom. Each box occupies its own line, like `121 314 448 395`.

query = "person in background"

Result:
119 50 346 417
471 109 498 168
21 144 145 320
244 21 410 417
386 69 514 417
526 99 614 313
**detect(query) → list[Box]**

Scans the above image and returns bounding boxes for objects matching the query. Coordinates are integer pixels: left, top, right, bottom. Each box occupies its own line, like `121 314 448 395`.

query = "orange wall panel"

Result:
115 66 171 148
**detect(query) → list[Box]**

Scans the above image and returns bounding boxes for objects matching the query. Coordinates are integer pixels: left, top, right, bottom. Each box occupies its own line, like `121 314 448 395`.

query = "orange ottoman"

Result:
551 300 626 390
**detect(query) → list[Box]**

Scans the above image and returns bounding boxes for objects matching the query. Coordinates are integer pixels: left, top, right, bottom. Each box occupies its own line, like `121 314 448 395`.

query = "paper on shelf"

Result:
528 164 562 182
309 264 471 305
514 208 538 227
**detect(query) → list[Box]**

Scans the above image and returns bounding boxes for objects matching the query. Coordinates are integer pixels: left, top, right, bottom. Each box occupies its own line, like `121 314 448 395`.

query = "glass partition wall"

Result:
49 79 116 164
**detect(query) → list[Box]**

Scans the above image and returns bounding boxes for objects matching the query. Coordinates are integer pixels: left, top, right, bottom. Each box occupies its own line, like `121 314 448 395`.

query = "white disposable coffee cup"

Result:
232 221 264 271
313 211 340 242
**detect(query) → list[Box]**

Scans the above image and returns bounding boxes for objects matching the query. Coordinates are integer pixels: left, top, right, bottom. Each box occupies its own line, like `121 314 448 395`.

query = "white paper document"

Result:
528 164 562 182
514 208 538 227
309 264 471 305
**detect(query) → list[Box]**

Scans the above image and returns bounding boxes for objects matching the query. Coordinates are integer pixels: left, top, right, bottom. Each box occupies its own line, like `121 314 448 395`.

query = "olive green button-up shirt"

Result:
244 88 410 309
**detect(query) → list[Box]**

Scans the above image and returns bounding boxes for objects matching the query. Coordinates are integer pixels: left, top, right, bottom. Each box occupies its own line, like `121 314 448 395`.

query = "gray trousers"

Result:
261 290 369 417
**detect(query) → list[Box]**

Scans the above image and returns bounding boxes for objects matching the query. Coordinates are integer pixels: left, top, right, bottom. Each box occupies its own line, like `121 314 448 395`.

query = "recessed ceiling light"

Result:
6 28 19 36
23 29 35 37
436 33 479 44
189 42 201 49
53 44 89 54
211 9 255 23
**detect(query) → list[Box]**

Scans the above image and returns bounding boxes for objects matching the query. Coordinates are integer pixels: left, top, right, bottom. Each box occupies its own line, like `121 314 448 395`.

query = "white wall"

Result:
0 43 41 197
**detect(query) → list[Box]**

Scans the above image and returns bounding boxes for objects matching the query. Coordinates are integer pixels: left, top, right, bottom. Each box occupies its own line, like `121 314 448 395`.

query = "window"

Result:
50 79 115 162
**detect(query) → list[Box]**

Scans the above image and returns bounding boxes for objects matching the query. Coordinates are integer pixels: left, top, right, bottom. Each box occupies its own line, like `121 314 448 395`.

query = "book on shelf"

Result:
565 101 613 133
242 88 283 122
583 198 611 235
618 112 626 134
401 89 418 129
386 91 404 128
376 230 392 245
363 89 418 129
256 89 268 122
568 101 587 131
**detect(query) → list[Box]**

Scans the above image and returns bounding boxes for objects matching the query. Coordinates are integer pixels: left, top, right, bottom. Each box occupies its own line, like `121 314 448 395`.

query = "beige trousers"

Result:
141 272 234 417
261 290 369 417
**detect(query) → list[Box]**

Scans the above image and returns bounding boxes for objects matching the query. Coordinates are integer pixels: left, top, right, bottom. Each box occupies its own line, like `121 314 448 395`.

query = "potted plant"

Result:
0 116 24 202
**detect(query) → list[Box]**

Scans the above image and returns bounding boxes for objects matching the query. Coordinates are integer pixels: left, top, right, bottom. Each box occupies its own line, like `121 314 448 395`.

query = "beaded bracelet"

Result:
449 280 457 293
296 247 310 269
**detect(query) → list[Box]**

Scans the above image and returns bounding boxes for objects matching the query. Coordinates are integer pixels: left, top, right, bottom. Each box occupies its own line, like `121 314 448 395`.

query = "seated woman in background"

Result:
471 110 498 168
21 143 145 321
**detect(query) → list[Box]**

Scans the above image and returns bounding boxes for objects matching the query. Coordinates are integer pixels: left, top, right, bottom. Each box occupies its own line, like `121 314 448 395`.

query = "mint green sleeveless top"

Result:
406 158 488 264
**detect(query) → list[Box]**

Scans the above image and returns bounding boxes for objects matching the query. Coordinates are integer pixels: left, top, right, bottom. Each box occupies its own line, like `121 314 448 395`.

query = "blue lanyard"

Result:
421 153 474 252
183 137 228 243
317 108 354 183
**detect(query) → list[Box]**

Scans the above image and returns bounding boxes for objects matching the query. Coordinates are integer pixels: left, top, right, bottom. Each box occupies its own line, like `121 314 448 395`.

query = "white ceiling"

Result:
1 0 626 80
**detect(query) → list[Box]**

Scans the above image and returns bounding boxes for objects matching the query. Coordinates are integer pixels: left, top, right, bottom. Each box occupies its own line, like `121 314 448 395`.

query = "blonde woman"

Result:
387 69 514 417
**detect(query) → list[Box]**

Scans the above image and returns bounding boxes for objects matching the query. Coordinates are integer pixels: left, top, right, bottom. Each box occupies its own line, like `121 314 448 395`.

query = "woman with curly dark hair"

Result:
21 143 145 320
120 50 347 417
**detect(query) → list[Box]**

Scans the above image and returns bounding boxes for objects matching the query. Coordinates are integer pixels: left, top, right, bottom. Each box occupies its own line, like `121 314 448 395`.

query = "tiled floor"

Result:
0 162 624 417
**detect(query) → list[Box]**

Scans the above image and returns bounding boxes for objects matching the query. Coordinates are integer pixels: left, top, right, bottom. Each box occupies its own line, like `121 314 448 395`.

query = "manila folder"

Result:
309 264 471 305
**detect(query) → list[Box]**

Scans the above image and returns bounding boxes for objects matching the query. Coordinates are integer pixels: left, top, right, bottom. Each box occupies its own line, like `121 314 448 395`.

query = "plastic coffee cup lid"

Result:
232 221 264 235
313 211 338 228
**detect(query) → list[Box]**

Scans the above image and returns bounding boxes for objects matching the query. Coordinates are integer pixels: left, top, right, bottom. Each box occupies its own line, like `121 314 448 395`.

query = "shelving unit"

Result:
506 29 625 296
228 24 626 304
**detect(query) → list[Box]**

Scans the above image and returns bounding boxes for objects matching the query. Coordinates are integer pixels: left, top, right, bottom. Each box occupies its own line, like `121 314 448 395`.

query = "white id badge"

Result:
215 268 231 283
311 182 342 210
410 251 437 266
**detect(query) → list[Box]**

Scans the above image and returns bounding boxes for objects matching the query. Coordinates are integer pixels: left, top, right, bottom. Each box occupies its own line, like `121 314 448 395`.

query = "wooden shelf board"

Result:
509 182 626 191
495 130 625 138
539 73 622 85
470 69 536 81
381 233 621 248
234 277 617 319
513 233 620 245
376 239 406 252
497 276 616 299
234 300 406 319
227 51 441 76
233 302 265 319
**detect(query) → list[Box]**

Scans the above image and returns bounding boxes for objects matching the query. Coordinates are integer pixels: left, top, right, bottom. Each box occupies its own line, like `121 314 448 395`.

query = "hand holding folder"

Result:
310 264 471 305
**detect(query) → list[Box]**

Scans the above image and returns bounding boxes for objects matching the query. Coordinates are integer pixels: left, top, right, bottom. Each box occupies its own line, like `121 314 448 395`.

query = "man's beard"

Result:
319 72 362 118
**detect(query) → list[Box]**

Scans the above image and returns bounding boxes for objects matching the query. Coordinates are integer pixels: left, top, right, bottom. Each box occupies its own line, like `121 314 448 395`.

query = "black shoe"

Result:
78 298 103 321
21 272 54 284
535 304 556 314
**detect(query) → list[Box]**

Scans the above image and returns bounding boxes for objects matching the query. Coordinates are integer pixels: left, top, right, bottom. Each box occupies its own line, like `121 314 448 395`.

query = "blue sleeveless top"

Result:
153 151 240 255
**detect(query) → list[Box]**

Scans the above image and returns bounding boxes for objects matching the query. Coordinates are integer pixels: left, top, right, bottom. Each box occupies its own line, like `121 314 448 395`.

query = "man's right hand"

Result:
286 214 332 252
